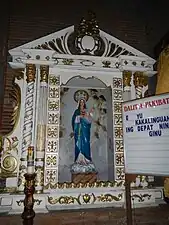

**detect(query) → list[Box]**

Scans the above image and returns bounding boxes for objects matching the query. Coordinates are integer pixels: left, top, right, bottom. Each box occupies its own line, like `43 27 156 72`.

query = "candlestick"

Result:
22 173 36 225
27 146 35 174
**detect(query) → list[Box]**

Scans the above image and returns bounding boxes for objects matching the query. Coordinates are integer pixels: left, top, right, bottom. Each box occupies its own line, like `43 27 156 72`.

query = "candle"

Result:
27 146 35 174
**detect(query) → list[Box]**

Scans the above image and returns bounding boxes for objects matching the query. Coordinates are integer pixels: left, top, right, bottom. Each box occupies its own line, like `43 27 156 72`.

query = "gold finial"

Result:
40 65 49 83
133 72 144 87
26 64 36 83
123 71 132 87
75 11 100 38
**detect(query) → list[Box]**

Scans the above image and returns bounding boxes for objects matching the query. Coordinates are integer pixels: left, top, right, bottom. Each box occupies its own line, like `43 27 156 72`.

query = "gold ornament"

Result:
44 180 124 190
40 65 49 83
47 192 123 205
26 64 36 83
123 71 132 87
97 193 123 202
133 72 144 87
1 155 18 173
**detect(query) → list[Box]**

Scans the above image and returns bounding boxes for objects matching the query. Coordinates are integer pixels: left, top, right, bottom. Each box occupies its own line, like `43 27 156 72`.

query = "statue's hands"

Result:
70 132 74 138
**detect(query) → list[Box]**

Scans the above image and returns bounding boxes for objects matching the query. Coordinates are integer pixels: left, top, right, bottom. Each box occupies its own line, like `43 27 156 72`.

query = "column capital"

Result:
26 64 36 83
40 65 49 83
133 71 144 87
123 71 132 87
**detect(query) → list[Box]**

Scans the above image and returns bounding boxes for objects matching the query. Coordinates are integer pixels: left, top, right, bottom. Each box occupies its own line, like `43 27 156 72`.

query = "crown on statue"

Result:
74 90 89 103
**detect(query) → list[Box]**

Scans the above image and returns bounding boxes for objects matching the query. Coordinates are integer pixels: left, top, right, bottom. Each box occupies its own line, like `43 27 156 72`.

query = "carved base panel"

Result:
72 172 97 184
0 187 164 214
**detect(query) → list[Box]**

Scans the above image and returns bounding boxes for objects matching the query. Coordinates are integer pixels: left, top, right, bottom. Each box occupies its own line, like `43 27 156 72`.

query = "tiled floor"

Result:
1 204 169 225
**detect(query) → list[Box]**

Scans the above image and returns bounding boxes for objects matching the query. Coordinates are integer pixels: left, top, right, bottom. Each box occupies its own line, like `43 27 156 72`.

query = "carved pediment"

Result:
9 12 153 61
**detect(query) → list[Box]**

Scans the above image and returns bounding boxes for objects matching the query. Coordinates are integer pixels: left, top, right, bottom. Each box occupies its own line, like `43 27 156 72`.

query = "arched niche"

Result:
63 75 108 88
58 75 114 182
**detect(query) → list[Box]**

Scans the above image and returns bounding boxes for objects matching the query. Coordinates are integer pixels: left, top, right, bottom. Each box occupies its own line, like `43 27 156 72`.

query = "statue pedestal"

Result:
72 172 97 184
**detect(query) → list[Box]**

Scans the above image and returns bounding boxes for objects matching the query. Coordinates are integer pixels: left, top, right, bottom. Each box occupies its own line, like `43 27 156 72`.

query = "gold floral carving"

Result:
47 192 123 205
48 195 81 205
114 102 122 113
48 100 59 111
44 180 124 190
116 167 125 180
115 153 124 166
49 75 60 86
47 140 58 152
49 87 60 98
115 140 123 152
0 136 19 177
115 127 123 138
114 114 122 126
45 170 57 184
26 64 36 83
40 65 49 83
131 193 151 202
47 126 59 138
1 155 17 173
46 155 57 166
113 78 122 88
113 90 122 100
97 193 123 202
48 113 59 124
123 71 132 87
133 72 144 87
62 58 74 65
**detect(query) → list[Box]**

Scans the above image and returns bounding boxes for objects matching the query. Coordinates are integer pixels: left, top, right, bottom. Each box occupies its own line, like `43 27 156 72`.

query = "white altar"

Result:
0 13 164 214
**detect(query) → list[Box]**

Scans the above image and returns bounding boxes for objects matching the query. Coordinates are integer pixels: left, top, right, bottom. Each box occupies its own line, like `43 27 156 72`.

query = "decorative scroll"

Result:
18 64 36 192
0 136 19 177
47 192 123 205
112 77 124 181
35 65 49 193
44 74 60 188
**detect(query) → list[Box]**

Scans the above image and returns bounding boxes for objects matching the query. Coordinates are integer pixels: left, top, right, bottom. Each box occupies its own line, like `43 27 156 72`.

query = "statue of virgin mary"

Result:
70 91 96 174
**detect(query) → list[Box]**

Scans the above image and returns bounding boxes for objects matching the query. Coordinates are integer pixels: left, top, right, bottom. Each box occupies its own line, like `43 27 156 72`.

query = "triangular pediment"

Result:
9 25 154 61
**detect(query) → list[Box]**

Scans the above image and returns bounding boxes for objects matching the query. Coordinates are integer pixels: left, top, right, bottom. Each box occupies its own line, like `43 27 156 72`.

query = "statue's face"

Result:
79 99 85 108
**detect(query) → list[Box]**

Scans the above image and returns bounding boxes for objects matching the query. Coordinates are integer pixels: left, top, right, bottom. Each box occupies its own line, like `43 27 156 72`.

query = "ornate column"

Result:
133 72 144 99
112 77 124 182
44 74 60 190
18 64 36 192
35 65 49 193
123 71 132 101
